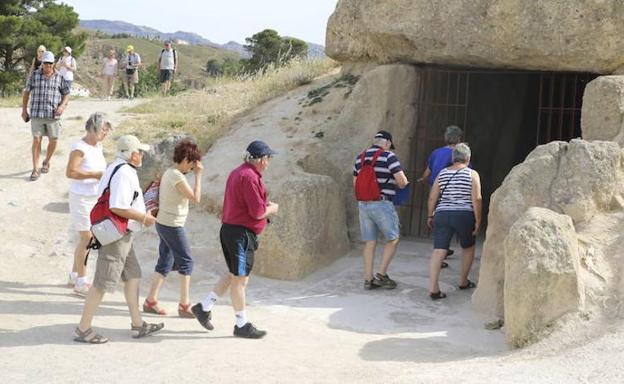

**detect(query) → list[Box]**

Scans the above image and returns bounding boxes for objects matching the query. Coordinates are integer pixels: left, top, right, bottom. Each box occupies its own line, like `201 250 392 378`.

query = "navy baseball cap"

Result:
246 140 277 158
375 130 395 149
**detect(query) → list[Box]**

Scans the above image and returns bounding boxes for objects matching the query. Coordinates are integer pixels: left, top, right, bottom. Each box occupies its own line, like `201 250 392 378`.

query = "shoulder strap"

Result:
439 169 461 200
358 148 384 174
105 163 128 192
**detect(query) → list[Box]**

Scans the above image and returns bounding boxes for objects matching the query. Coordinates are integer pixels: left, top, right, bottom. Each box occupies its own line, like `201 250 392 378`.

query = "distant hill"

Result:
80 19 326 58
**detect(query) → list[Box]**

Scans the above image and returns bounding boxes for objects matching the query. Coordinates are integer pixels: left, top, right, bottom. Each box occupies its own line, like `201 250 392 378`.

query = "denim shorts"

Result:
433 210 476 250
358 200 399 242
154 222 194 276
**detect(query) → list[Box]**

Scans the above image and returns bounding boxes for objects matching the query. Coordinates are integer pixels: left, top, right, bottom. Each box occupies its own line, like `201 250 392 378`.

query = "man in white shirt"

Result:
158 41 178 95
74 135 164 344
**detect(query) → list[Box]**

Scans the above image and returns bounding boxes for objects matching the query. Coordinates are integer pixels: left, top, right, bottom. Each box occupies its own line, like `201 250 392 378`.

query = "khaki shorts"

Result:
31 118 61 138
93 232 142 293
124 70 139 84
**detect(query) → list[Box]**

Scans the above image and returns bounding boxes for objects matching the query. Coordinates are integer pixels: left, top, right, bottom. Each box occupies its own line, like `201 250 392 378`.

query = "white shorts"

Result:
69 191 98 232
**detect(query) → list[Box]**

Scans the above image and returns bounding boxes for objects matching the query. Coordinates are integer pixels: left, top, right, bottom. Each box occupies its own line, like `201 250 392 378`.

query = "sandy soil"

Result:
1 98 624 384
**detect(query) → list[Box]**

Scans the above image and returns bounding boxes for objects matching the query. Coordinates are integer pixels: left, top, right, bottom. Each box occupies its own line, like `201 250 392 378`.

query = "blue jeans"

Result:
358 200 400 242
155 223 193 276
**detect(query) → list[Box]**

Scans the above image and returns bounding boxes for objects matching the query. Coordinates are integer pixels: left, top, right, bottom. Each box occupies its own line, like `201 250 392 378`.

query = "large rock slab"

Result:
582 76 624 146
474 139 621 317
326 0 624 73
504 207 582 348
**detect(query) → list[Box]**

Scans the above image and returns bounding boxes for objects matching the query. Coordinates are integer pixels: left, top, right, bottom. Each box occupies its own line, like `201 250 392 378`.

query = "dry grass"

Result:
0 96 22 108
114 58 338 150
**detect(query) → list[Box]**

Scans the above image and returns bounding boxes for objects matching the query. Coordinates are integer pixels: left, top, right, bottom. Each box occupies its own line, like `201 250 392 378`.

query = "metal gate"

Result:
402 68 596 238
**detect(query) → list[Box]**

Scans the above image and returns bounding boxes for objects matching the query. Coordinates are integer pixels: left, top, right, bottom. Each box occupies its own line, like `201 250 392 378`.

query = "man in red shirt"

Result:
192 140 278 339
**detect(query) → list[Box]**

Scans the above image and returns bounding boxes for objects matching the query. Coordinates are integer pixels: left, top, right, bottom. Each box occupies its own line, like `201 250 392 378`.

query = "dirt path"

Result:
1 99 623 384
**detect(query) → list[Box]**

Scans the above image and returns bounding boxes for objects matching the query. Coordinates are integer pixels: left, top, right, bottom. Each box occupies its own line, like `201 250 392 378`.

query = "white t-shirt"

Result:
58 55 76 81
69 140 107 196
97 158 146 232
102 57 118 76
159 49 176 70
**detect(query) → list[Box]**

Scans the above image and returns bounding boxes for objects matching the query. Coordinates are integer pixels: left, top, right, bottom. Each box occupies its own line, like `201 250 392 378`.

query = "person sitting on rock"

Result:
426 143 482 300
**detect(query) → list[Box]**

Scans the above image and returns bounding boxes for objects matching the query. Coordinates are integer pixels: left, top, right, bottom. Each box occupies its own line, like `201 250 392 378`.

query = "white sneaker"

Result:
73 282 91 297
68 273 77 287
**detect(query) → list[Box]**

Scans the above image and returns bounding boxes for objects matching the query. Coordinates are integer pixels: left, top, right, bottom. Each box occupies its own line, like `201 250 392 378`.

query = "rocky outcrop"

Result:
504 207 583 348
326 0 624 73
474 139 624 347
582 76 624 146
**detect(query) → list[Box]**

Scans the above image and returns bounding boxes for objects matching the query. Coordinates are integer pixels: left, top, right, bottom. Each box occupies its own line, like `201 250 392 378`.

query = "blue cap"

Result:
246 140 277 158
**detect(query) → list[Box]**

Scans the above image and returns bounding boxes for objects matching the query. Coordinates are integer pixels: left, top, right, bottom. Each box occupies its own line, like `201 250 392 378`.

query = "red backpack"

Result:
354 148 383 201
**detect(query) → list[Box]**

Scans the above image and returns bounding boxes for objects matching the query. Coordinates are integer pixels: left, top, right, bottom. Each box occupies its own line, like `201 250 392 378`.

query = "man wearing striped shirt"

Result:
21 51 70 181
353 130 409 290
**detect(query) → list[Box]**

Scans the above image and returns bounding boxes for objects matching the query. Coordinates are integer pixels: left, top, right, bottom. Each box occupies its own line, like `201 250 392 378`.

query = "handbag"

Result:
143 178 160 216
393 183 412 206
90 163 132 246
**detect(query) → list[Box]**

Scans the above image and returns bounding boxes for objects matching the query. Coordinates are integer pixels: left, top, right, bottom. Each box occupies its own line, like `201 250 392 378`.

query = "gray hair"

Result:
444 125 463 145
372 137 389 147
85 112 111 134
243 152 263 164
452 143 471 163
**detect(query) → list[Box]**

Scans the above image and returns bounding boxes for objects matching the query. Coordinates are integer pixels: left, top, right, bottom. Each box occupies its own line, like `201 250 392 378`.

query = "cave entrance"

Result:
401 67 596 238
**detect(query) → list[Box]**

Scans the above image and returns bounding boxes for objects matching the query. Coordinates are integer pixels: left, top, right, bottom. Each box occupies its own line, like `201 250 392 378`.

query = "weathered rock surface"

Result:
582 76 624 146
474 138 624 347
327 0 624 73
504 207 582 348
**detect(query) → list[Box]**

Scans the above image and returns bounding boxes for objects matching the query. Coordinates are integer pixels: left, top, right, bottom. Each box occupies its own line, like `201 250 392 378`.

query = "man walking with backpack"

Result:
353 130 409 290
158 41 178 96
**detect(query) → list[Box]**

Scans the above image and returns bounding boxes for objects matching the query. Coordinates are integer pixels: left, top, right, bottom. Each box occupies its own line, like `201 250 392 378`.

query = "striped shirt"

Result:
25 69 70 119
435 167 473 212
353 145 403 197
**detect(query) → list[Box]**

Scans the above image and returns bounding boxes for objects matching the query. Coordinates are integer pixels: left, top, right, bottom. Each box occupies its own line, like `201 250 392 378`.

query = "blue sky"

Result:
59 0 338 45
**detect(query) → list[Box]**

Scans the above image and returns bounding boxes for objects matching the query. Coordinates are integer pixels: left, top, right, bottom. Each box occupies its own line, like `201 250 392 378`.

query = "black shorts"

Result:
433 210 476 250
220 224 258 276
159 69 174 83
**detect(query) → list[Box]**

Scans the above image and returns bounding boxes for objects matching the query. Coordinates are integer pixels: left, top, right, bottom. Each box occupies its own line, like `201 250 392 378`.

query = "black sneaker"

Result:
191 303 214 331
233 322 267 339
364 279 381 290
375 273 397 289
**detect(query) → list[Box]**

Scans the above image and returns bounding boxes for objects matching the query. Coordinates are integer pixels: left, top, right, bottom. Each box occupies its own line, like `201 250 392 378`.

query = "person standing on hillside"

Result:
353 130 409 290
55 46 77 91
29 45 46 76
158 40 178 96
191 140 279 339
101 49 118 99
123 45 141 99
21 51 70 181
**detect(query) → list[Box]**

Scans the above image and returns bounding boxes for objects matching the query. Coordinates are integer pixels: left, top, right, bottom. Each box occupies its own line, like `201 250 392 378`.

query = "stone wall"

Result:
327 0 624 73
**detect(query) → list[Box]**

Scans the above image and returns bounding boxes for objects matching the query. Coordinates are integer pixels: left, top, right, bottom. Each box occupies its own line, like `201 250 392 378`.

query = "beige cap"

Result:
116 135 150 159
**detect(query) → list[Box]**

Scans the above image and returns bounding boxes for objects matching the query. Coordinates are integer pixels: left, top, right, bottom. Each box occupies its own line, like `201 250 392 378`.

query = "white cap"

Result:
116 135 150 159
42 51 55 63
64 46 72 54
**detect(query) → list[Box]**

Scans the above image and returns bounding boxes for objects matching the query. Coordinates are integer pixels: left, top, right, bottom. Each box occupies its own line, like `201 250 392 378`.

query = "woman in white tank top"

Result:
65 113 111 296
426 143 483 300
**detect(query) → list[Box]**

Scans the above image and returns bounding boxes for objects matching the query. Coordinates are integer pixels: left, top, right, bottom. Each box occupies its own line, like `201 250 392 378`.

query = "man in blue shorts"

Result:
353 130 409 290
191 140 278 339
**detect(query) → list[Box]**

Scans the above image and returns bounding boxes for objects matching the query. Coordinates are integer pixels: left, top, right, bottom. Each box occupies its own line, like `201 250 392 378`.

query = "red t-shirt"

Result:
221 163 268 234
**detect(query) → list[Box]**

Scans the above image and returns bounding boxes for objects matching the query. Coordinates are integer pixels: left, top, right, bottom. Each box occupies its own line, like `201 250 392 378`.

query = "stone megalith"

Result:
582 76 624 146
473 139 621 318
504 207 582 348
326 0 624 73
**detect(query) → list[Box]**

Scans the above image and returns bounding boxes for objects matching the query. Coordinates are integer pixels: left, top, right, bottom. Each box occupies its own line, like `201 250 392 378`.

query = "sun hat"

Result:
127 45 134 51
64 46 72 54
246 140 277 159
42 51 55 63
117 135 150 159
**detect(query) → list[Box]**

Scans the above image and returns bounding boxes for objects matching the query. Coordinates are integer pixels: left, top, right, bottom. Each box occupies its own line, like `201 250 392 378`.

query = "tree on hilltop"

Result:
243 29 308 72
0 0 86 95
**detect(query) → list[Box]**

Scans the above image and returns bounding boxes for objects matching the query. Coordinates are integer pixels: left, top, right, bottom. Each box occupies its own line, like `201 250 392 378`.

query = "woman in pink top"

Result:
101 49 118 99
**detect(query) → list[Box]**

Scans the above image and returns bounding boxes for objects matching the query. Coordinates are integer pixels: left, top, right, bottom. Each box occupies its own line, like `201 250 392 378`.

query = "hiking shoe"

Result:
191 303 214 331
233 322 267 339
375 273 397 289
364 279 381 290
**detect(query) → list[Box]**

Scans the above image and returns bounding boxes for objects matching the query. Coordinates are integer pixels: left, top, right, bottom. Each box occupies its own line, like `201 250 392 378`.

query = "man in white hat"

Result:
55 46 76 90
21 51 70 181
74 135 163 344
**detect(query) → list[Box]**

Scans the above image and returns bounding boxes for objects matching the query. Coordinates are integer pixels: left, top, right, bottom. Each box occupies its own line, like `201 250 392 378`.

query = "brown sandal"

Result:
40 160 50 174
73 327 109 344
29 169 40 181
178 303 195 318
143 298 167 315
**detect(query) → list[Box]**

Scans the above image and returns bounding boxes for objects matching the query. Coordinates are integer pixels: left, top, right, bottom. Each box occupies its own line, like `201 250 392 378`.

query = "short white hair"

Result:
373 137 388 147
